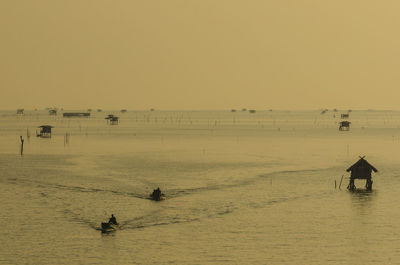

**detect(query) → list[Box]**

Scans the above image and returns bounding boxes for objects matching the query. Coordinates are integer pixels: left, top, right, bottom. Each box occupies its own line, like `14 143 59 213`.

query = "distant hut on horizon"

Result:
249 109 256 113
105 114 118 124
121 109 127 113
339 121 351 131
110 116 119 125
17 109 24 115
341 113 349 119
36 125 53 138
346 156 378 191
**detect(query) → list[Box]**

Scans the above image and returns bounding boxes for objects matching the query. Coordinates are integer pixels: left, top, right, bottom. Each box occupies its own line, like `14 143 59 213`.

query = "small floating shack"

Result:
346 156 378 191
339 121 351 131
37 125 53 138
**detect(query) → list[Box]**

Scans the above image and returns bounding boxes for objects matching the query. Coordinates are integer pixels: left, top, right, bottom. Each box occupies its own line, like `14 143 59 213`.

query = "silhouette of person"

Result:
109 214 117 225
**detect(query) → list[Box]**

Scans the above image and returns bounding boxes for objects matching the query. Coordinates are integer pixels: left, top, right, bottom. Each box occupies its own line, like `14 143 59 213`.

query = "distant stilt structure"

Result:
346 156 378 191
339 121 351 131
36 125 53 138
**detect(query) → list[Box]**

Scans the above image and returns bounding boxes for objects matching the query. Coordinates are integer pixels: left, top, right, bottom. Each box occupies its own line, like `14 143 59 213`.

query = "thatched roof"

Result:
340 121 351 126
346 157 378 173
38 125 54 128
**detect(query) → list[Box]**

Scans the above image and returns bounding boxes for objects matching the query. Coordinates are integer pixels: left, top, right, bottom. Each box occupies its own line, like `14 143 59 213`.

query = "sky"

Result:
1 0 400 110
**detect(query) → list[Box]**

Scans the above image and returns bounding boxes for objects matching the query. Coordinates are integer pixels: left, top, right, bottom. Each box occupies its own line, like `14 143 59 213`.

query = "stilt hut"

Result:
110 116 119 125
105 114 114 124
339 121 351 131
346 156 378 191
37 125 53 138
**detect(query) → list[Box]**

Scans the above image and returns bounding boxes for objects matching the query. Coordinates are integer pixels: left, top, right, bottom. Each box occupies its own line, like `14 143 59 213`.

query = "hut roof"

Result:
346 157 378 173
38 125 54 128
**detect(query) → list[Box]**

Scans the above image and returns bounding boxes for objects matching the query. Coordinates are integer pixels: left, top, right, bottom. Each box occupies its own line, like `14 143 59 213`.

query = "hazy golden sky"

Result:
1 0 399 110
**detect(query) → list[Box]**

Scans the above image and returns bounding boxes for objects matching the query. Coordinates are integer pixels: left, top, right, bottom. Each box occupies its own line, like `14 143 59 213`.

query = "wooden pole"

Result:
20 136 24 156
339 175 344 190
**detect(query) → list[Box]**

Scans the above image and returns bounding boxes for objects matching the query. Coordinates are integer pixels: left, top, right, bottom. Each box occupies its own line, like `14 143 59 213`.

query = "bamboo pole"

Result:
20 136 24 156
339 175 344 190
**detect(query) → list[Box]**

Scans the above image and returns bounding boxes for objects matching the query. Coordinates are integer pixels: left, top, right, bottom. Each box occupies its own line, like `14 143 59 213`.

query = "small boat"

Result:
150 187 166 201
101 222 119 233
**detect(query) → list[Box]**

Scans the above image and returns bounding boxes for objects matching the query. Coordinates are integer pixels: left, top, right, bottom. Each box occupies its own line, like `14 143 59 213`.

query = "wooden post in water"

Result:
339 175 344 190
20 136 24 156
26 128 30 142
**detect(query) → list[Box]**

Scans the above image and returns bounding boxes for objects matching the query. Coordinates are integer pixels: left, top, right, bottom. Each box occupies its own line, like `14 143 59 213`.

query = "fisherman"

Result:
109 214 118 225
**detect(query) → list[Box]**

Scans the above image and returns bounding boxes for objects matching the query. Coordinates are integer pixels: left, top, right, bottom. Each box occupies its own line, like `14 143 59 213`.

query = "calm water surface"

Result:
1 110 400 264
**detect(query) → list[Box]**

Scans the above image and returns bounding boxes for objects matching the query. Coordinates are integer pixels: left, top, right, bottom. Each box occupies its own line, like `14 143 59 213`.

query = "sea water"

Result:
1 109 400 264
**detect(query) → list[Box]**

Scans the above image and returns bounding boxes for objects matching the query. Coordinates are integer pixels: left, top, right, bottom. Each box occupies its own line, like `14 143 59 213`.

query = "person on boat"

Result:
152 187 162 199
109 214 118 225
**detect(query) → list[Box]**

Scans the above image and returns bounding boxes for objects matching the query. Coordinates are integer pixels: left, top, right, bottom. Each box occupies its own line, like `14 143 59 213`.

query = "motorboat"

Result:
101 222 119 233
149 188 165 201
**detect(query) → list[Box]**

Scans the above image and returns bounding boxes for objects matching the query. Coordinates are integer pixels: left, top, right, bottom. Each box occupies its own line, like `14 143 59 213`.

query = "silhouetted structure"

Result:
339 121 351 131
249 109 256 113
346 156 378 191
63 112 90 117
17 109 24 115
121 109 127 113
105 114 115 124
341 114 349 119
109 116 119 125
37 125 53 138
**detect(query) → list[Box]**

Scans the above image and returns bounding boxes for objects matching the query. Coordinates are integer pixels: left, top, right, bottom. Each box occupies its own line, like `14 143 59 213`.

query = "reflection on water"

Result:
1 110 400 264
349 189 376 216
